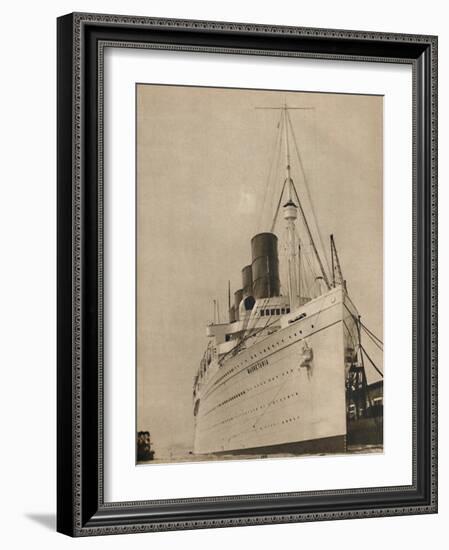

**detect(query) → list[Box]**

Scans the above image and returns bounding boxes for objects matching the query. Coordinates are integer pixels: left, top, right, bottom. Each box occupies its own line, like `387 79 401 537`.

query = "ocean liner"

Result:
192 103 382 456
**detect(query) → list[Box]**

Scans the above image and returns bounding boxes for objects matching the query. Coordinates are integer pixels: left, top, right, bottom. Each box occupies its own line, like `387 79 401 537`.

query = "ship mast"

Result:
282 103 300 311
257 102 331 307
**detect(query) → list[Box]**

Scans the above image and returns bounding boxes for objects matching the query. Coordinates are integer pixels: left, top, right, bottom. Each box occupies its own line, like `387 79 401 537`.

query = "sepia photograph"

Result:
136 84 384 465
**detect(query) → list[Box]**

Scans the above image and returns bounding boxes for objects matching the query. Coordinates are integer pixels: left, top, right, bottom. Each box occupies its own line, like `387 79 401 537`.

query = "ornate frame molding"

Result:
57 12 437 536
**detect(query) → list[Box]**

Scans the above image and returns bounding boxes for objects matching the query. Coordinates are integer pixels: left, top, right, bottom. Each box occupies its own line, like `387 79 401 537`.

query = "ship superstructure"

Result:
192 103 382 455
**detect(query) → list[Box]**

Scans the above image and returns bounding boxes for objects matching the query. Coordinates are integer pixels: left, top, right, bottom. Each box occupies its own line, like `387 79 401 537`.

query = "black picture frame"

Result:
57 12 438 536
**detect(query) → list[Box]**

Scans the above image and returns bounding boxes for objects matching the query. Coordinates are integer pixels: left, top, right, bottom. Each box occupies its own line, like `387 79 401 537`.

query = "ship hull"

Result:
194 287 357 455
213 435 346 456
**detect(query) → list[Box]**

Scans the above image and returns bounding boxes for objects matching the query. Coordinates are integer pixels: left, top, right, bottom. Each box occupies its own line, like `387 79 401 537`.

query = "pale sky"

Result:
136 84 383 457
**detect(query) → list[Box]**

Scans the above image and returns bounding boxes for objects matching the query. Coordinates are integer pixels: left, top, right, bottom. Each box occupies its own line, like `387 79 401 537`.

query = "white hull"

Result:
193 287 358 454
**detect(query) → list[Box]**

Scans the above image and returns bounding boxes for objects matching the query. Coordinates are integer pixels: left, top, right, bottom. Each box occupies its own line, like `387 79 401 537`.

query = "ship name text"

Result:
247 359 269 374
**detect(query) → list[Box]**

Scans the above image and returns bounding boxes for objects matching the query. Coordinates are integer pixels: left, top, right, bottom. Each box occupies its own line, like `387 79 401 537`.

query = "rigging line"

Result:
257 111 284 233
286 110 332 278
296 234 314 297
241 299 263 336
252 304 283 337
301 269 311 299
270 133 287 233
302 251 317 296
270 178 288 233
286 110 330 275
295 227 318 278
360 321 384 346
238 294 269 338
270 146 286 232
247 296 271 333
256 302 280 334
348 310 383 348
291 179 331 289
295 227 319 297
347 304 384 346
361 326 383 352
361 345 384 378
360 355 380 430
303 274 314 299
296 246 307 297
218 312 279 366
233 314 277 359
343 319 358 351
